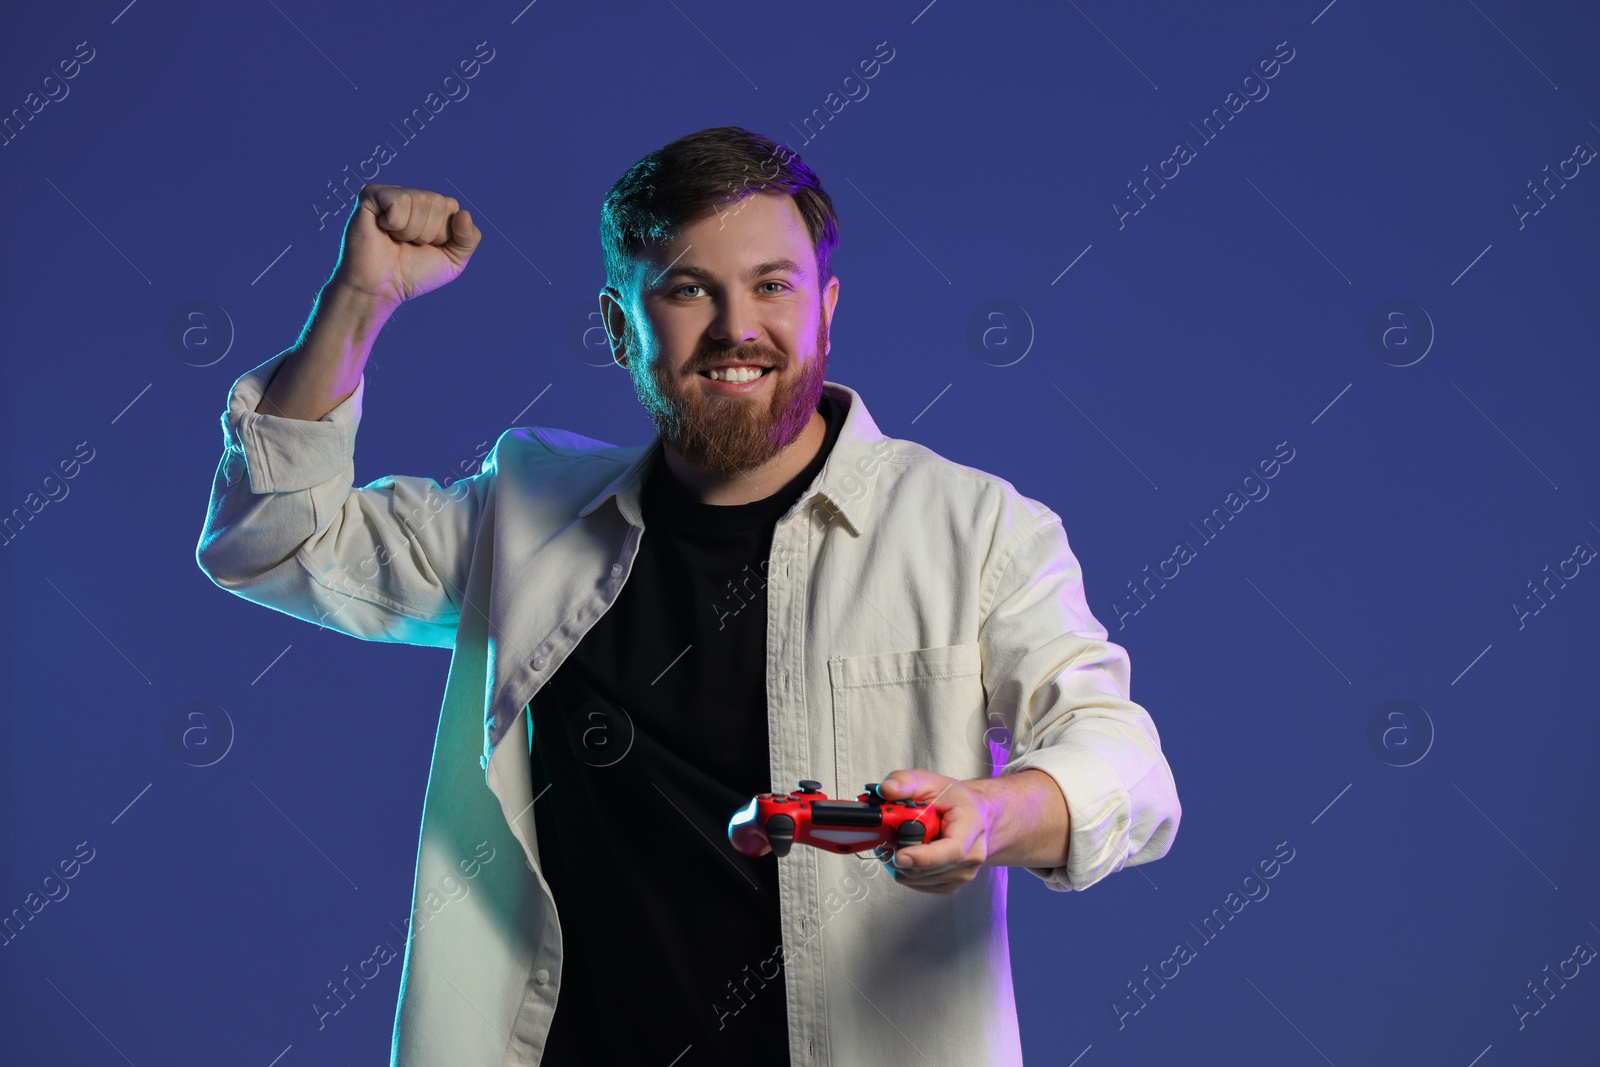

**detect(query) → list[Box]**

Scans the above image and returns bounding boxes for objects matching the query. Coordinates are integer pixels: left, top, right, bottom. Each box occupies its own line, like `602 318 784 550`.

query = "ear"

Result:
819 275 841 356
598 287 628 369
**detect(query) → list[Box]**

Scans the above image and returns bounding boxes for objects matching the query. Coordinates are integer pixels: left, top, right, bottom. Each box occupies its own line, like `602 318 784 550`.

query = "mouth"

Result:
697 365 775 383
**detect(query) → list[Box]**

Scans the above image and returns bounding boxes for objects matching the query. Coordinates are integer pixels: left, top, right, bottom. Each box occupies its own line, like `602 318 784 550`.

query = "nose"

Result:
707 291 760 349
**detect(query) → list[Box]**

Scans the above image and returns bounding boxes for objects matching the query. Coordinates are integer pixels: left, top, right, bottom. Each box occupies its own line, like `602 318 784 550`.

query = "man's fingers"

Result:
891 868 971 895
396 196 425 243
892 835 963 873
917 798 975 860
376 190 413 234
429 200 461 247
878 769 934 800
411 196 442 244
426 196 451 244
887 803 974 872
366 189 464 247
378 189 447 244
433 201 457 246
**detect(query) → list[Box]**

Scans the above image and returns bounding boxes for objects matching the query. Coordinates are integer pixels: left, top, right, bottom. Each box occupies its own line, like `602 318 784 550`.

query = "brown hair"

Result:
600 125 840 296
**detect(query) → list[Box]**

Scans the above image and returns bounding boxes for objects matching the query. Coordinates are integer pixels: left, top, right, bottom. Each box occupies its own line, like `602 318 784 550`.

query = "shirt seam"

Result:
830 664 983 689
979 513 1064 619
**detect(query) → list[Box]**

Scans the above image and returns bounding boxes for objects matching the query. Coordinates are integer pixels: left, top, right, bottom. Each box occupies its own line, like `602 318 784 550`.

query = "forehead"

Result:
635 189 815 287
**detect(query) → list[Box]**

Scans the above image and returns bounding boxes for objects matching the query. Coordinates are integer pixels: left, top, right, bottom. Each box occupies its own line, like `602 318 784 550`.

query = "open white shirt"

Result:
197 349 1181 1066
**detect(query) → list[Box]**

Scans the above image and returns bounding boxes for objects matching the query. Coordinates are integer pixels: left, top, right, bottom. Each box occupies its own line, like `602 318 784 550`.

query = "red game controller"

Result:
728 779 942 858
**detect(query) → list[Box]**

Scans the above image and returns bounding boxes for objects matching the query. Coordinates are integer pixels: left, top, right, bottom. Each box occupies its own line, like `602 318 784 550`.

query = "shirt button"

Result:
533 657 546 670
611 563 622 577
534 968 550 986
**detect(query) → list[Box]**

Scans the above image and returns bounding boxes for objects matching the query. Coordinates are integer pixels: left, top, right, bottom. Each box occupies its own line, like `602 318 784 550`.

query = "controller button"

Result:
798 779 822 794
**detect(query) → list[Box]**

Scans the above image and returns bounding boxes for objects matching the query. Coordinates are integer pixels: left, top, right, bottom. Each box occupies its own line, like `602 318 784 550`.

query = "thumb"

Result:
877 770 924 799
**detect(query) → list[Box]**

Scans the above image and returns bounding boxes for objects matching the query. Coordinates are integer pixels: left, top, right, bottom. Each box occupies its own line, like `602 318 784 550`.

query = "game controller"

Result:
728 779 942 858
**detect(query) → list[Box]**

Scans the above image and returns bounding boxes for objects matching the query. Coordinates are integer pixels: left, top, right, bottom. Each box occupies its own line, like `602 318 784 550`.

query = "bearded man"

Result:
197 125 1181 1066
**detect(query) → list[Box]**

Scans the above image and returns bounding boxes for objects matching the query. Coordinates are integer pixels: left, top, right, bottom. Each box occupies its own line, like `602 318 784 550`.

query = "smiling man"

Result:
197 126 1180 1067
611 187 835 498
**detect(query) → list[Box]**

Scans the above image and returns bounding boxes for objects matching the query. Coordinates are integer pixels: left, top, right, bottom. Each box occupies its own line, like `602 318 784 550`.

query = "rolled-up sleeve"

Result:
195 348 492 649
979 515 1180 892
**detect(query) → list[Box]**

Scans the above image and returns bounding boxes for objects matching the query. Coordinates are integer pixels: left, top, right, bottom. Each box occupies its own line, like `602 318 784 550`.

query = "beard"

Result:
624 313 830 477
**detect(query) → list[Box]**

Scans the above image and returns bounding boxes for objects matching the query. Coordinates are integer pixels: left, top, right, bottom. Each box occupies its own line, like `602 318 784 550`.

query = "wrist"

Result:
314 278 402 352
967 768 1071 869
325 273 402 319
963 774 1012 864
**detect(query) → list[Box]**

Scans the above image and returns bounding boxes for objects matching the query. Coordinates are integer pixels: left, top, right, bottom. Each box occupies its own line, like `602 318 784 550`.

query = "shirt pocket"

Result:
827 643 989 799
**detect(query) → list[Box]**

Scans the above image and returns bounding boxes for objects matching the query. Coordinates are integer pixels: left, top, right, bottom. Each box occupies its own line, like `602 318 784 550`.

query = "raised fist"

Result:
330 183 481 308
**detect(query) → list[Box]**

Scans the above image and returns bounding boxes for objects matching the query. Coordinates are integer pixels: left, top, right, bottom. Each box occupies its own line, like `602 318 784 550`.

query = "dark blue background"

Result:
3 1 1596 1064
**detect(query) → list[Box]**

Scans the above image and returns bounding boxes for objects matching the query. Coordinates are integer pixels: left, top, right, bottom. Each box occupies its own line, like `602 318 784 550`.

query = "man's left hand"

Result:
871 770 992 895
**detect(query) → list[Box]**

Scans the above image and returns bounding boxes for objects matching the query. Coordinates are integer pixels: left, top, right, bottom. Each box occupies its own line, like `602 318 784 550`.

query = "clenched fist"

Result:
331 183 482 309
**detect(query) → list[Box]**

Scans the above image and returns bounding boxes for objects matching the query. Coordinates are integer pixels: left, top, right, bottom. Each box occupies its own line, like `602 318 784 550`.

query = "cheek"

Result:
656 319 708 366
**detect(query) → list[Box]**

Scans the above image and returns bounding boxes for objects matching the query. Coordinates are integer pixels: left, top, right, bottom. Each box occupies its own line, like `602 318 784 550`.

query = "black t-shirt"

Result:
531 393 845 1065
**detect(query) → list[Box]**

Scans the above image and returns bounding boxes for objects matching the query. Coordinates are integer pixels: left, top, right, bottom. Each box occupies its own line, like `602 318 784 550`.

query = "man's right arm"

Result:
195 185 488 648
258 278 393 423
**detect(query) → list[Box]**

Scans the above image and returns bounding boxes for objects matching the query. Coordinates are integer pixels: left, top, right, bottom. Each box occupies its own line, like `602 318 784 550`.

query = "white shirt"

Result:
197 348 1181 1066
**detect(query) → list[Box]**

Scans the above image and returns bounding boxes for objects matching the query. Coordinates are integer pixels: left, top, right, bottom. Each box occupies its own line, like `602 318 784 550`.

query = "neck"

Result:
662 408 828 505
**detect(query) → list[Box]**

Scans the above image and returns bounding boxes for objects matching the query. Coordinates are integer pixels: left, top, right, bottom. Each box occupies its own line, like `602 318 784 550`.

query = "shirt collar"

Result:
577 380 886 535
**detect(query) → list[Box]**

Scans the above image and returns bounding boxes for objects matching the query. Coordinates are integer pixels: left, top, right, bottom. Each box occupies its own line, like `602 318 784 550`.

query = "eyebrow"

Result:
652 258 808 286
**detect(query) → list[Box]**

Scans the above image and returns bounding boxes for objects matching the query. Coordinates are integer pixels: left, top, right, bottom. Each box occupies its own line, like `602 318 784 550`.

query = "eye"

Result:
759 281 789 294
672 284 704 299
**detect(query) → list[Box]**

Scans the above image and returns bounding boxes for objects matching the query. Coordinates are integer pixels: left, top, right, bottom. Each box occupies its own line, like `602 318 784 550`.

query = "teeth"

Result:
705 366 766 383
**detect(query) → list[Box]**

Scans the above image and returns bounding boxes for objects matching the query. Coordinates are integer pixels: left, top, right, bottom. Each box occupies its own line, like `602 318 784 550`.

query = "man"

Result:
197 125 1180 1066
